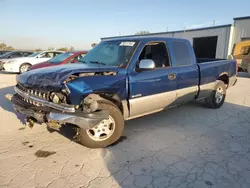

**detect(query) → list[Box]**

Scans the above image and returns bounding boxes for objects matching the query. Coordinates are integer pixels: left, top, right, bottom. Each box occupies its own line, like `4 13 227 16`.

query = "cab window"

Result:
172 41 193 67
138 42 170 68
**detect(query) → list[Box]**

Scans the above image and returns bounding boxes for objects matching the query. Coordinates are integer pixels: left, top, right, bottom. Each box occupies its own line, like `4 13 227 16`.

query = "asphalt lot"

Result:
0 72 250 188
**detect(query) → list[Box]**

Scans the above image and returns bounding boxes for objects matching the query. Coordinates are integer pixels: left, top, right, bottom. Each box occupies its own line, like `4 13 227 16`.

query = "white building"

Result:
101 16 250 59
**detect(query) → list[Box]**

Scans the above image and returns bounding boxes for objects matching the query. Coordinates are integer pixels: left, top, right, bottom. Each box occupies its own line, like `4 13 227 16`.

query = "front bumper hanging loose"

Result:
14 86 75 113
10 87 109 129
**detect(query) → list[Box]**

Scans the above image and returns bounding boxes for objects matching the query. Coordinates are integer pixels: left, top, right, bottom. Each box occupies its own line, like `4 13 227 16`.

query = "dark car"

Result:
0 50 33 70
0 51 33 60
29 51 88 70
0 50 11 56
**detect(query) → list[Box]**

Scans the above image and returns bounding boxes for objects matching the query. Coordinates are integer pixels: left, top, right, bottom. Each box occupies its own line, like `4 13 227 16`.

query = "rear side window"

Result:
21 52 32 57
172 41 192 66
11 52 22 58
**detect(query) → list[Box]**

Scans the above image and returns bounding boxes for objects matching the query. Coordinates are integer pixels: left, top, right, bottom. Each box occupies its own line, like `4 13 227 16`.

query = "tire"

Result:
247 64 250 74
78 100 124 148
205 80 226 109
19 63 31 73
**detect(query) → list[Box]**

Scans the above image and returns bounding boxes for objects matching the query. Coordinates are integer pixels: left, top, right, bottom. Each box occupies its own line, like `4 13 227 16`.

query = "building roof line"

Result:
101 24 232 40
234 16 250 21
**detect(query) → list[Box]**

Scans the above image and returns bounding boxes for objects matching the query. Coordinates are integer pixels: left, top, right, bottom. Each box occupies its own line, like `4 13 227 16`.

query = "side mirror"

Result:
136 59 155 71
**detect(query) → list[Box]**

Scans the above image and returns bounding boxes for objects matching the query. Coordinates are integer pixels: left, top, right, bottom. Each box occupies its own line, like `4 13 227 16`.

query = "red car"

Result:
29 51 88 70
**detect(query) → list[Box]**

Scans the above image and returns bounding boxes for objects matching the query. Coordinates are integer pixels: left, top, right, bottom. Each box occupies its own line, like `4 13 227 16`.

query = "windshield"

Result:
28 51 41 57
79 40 139 68
48 52 74 64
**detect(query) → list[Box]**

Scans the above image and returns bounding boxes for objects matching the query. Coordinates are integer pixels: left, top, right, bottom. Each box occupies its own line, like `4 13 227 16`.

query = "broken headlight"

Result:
61 83 71 95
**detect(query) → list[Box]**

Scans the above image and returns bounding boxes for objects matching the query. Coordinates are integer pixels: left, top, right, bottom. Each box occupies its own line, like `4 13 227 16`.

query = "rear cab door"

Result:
168 39 199 105
128 39 177 118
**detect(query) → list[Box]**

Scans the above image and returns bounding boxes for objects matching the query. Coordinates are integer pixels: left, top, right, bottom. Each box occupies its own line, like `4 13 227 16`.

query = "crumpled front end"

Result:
11 84 109 129
10 64 127 129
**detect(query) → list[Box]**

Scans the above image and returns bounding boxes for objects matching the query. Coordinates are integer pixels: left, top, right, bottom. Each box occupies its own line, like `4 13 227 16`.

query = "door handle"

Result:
168 73 176 80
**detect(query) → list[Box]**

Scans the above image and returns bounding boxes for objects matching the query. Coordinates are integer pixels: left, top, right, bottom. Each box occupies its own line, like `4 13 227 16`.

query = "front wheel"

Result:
19 63 31 73
205 80 226 109
247 64 250 74
78 101 124 148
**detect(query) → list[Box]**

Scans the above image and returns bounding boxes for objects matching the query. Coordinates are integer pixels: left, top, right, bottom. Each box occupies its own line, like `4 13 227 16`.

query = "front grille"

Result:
16 84 49 100
16 84 50 107
12 94 52 113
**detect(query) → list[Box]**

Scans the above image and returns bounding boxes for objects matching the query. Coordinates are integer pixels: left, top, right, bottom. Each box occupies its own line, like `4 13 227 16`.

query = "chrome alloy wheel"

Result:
20 65 30 73
215 86 224 103
86 116 115 141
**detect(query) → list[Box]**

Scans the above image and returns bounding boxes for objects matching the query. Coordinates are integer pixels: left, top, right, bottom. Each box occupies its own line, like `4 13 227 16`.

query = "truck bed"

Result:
196 58 225 64
197 59 237 99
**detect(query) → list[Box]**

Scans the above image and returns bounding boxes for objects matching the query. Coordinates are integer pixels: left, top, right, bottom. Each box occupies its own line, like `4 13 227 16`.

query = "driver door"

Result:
128 41 177 118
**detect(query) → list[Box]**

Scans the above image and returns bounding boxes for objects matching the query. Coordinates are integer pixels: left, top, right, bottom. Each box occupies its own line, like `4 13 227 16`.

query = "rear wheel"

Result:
19 63 31 73
205 80 226 109
78 101 124 148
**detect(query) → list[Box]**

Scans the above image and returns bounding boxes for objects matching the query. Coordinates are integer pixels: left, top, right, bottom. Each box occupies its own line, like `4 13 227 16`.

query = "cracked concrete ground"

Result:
0 72 250 188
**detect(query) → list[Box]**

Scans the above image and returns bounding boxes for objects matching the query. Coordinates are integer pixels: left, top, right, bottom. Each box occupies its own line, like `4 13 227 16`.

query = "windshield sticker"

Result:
119 42 135 46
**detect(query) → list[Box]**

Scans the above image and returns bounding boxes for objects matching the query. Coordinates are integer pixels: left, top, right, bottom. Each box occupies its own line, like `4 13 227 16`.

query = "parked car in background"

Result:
0 51 33 70
232 40 250 73
10 37 237 148
0 50 11 56
2 50 64 73
29 51 88 70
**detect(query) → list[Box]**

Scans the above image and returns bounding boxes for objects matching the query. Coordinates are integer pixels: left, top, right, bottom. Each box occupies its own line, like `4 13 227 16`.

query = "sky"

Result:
0 0 250 50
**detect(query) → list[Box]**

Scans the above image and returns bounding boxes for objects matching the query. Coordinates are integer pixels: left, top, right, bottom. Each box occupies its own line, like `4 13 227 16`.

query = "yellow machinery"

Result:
232 40 250 72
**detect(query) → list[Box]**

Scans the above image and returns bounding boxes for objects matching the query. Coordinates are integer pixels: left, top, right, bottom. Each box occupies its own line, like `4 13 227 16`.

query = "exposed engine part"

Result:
96 71 117 76
83 95 99 113
46 122 61 131
78 73 95 77
64 71 117 83
62 84 71 95
49 92 67 104
73 128 81 142
27 117 35 128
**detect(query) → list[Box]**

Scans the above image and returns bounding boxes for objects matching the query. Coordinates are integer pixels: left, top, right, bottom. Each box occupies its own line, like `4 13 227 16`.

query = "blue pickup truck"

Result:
11 37 237 148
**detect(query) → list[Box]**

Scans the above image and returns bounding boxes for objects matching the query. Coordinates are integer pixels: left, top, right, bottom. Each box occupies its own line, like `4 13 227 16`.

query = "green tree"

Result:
0 43 7 49
34 48 42 52
91 43 97 48
57 47 68 51
0 42 14 50
135 30 151 35
5 46 14 50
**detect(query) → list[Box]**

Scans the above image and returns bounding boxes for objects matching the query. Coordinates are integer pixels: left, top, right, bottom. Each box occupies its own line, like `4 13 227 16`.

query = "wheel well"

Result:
99 93 124 113
20 62 32 66
86 93 124 114
217 74 229 85
19 62 32 70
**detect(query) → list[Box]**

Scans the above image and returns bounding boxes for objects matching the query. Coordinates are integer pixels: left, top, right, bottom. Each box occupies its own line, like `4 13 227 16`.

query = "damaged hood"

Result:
17 63 125 90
